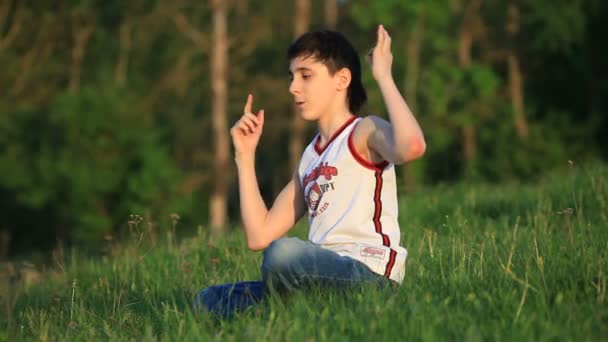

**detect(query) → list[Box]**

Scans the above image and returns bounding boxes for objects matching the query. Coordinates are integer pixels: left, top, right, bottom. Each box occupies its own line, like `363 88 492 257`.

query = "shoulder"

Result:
351 115 390 164
352 115 389 143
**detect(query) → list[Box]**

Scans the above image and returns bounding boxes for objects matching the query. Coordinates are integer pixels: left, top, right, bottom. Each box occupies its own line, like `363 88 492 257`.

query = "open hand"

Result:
367 25 393 82
230 94 265 157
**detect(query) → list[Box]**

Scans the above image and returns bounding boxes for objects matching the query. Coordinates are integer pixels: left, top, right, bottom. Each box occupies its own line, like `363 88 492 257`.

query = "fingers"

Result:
243 94 253 114
383 26 391 52
234 110 263 135
376 24 384 50
236 121 254 135
377 24 391 53
236 93 264 134
369 24 387 65
244 112 260 125
239 115 258 133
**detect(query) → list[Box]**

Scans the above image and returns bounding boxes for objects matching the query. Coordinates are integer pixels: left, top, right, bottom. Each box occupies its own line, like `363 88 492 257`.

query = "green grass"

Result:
2 162 607 341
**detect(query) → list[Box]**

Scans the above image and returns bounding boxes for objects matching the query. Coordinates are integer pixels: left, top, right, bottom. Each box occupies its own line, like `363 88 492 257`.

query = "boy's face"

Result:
288 56 344 121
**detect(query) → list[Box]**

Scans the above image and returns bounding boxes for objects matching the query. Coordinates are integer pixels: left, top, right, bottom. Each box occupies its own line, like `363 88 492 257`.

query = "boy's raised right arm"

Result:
231 94 306 251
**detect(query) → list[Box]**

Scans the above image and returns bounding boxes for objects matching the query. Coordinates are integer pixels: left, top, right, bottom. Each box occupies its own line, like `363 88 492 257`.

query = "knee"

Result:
262 238 306 278
193 286 219 314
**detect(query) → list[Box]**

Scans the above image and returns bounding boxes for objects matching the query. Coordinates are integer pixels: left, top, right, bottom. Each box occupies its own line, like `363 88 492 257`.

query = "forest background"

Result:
0 0 606 259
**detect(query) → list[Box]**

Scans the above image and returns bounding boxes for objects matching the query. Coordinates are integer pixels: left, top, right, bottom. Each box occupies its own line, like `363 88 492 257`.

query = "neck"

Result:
317 104 353 143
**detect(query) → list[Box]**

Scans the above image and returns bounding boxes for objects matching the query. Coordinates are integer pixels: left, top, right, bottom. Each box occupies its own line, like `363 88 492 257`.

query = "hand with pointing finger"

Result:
367 24 394 82
230 94 265 157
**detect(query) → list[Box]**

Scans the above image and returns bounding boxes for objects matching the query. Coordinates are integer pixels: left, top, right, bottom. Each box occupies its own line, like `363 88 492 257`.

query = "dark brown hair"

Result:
288 30 367 115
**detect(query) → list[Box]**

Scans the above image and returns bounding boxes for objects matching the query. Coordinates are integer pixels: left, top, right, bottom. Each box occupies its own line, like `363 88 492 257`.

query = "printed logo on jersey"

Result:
303 162 338 217
360 246 386 260
303 162 338 189
306 183 323 211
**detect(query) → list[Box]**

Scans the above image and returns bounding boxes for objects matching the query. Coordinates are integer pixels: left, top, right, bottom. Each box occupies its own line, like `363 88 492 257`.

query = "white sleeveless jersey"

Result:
297 116 407 283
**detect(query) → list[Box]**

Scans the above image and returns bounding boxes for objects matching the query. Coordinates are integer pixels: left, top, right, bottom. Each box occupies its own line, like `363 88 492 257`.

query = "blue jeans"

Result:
193 237 391 318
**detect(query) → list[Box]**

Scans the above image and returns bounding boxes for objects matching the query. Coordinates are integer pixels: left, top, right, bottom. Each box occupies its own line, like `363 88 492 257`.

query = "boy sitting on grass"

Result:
195 25 426 318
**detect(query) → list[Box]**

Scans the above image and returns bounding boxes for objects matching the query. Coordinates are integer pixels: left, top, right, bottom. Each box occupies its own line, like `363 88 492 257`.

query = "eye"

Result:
302 74 311 80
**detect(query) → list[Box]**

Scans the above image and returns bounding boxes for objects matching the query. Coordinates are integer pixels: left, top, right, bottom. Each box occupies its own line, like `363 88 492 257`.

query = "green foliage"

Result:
0 86 181 248
351 0 439 30
524 0 587 53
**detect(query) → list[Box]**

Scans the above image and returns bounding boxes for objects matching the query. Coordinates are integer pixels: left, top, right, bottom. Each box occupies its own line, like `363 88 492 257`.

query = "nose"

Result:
289 78 300 96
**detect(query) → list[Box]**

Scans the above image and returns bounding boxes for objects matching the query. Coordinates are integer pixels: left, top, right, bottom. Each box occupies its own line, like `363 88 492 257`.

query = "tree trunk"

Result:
210 0 229 235
401 16 423 193
507 2 528 139
0 0 21 50
508 53 528 139
462 125 476 163
289 0 311 173
114 19 132 87
459 29 476 164
405 18 422 114
325 0 338 29
69 14 94 93
12 17 52 96
235 0 249 17
459 0 480 166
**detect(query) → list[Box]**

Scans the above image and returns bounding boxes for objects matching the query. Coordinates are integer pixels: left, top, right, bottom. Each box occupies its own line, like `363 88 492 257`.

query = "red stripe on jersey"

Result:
384 249 397 278
314 116 357 155
373 170 390 247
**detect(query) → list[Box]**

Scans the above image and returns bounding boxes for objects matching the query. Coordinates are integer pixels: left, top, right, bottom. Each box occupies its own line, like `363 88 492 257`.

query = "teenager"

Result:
194 25 426 318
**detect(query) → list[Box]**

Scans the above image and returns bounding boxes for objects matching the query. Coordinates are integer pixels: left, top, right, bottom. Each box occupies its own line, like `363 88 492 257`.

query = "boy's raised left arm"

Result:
353 24 426 165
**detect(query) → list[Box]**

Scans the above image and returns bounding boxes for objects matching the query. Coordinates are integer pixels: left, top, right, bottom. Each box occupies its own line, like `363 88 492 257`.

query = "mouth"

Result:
295 100 306 107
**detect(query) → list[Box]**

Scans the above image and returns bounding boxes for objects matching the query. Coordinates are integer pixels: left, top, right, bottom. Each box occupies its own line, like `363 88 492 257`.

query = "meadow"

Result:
1 162 607 341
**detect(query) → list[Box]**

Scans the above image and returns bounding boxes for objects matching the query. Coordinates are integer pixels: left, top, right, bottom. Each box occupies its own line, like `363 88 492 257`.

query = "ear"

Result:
335 68 352 91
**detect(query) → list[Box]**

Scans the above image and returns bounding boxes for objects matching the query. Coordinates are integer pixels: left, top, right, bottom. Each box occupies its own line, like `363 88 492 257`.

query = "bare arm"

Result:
358 25 425 164
231 94 306 251
236 156 306 250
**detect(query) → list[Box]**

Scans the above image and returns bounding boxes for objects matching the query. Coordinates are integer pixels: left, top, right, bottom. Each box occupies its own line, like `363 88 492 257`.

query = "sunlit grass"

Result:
1 162 607 340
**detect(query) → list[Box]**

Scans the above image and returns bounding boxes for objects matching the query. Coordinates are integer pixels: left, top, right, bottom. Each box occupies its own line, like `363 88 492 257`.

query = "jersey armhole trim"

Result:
347 121 389 171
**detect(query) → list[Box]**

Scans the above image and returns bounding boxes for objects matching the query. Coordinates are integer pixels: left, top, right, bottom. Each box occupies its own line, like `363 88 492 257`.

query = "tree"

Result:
68 4 95 93
458 0 483 173
325 0 338 29
289 0 311 173
209 0 230 234
506 0 528 139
